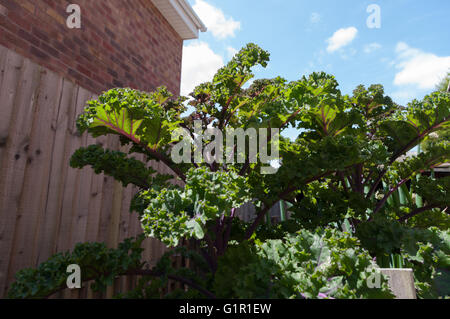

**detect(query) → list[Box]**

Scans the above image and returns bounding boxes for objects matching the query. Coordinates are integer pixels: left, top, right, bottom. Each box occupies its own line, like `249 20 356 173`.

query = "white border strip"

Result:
152 0 207 40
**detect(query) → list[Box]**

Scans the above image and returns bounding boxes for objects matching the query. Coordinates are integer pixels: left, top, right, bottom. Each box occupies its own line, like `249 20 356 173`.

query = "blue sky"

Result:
182 0 450 108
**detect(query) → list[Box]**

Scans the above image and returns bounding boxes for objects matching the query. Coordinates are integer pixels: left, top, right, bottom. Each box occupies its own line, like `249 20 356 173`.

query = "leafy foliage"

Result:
356 218 450 298
76 87 186 149
422 72 450 151
7 236 145 299
214 228 394 299
70 144 172 189
137 167 251 246
8 43 450 299
117 246 213 299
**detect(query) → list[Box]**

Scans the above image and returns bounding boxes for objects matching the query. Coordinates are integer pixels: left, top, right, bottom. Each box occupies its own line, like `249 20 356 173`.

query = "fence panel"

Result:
0 46 168 298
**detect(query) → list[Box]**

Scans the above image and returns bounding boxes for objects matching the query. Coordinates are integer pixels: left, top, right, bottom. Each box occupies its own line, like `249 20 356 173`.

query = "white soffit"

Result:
152 0 207 40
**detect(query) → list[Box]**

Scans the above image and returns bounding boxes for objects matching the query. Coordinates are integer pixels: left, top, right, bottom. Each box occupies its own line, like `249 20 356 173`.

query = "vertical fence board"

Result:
96 135 120 243
54 86 81 253
35 78 76 265
0 45 10 88
0 50 23 172
107 180 124 249
119 184 133 244
0 57 41 296
84 136 107 243
68 91 97 248
6 68 63 289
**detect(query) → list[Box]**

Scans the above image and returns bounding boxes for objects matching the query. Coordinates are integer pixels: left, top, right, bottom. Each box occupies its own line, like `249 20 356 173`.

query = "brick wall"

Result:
0 0 183 94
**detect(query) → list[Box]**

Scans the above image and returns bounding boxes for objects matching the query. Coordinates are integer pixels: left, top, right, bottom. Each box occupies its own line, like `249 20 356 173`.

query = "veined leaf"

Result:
77 87 185 152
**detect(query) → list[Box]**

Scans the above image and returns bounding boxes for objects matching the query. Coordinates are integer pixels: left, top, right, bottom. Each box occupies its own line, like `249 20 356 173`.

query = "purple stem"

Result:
222 208 237 253
371 177 409 217
398 205 446 222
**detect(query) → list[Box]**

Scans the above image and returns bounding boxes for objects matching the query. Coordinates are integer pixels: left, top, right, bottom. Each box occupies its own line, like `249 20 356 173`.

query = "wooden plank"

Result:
91 134 122 298
5 68 63 290
118 184 133 243
69 287 81 299
105 280 115 299
51 86 93 298
55 86 91 253
62 288 71 299
86 280 94 299
96 135 120 243
0 45 10 91
84 135 107 243
0 57 41 297
113 277 121 296
35 78 77 265
107 180 124 249
150 238 163 268
112 143 137 247
0 49 23 173
113 180 135 298
380 268 417 299
69 91 97 248
128 153 144 240
83 94 108 245
79 285 88 299
139 158 168 268
128 198 138 238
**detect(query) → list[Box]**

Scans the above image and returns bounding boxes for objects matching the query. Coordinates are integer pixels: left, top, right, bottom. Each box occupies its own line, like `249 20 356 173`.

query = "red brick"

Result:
18 29 40 46
30 45 49 60
40 42 59 58
0 26 29 51
76 63 91 78
31 26 49 42
0 0 183 94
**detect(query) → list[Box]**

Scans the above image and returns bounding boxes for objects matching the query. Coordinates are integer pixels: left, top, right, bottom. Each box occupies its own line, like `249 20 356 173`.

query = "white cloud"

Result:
193 0 241 39
310 12 321 24
326 27 358 53
391 89 417 102
226 46 238 59
181 41 224 96
394 42 450 89
364 42 382 54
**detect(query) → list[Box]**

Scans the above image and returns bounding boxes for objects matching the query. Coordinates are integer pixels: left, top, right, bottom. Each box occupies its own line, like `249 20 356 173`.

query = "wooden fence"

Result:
0 45 171 298
0 44 283 298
